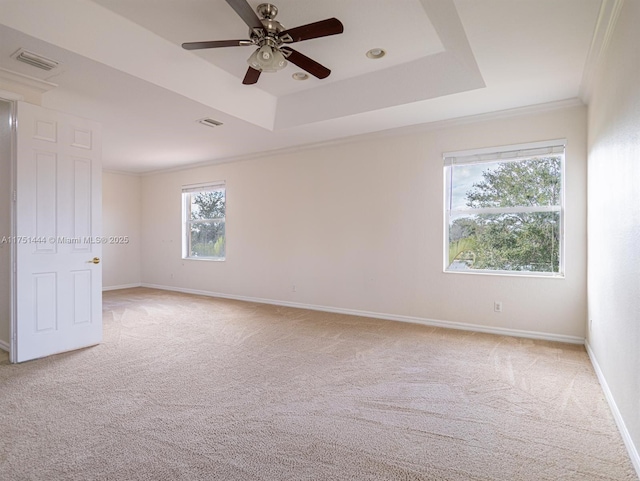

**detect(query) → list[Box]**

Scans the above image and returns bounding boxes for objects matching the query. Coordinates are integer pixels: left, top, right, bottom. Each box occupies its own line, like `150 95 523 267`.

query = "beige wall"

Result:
102 172 141 289
141 104 587 341
0 100 11 347
587 0 640 471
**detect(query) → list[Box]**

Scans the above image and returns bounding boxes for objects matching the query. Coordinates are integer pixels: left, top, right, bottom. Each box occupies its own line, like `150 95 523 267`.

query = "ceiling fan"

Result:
182 0 344 85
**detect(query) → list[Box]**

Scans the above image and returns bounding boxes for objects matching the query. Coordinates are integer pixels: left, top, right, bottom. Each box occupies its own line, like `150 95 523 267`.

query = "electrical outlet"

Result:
494 301 503 313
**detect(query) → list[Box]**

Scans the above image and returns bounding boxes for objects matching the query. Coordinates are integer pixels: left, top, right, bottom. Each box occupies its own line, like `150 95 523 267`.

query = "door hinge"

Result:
13 190 17 202
13 262 17 273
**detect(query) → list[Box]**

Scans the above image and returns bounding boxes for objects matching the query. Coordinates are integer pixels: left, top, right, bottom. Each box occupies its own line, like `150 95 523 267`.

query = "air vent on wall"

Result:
198 118 224 128
12 49 59 71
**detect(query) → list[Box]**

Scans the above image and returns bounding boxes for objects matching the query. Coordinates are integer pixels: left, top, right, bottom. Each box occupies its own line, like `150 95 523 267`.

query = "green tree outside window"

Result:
184 187 226 259
447 156 562 274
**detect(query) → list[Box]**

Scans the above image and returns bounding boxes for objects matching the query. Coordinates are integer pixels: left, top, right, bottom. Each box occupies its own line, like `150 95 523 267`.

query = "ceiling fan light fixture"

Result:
247 45 287 72
366 48 386 59
247 49 261 70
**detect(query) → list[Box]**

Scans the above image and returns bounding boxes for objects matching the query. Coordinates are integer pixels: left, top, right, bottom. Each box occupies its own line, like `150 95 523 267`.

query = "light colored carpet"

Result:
0 287 637 480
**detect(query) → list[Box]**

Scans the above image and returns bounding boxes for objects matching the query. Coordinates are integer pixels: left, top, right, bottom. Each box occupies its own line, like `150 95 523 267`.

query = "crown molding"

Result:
579 0 625 103
0 89 24 101
141 97 584 177
102 168 142 177
0 67 58 94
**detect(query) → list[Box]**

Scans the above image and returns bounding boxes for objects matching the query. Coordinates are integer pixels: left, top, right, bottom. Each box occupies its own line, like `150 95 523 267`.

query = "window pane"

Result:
448 212 560 273
190 221 225 258
450 156 561 210
190 190 225 220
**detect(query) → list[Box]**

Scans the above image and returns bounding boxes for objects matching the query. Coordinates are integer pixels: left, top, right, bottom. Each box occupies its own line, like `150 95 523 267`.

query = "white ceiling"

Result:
92 0 446 97
0 0 601 173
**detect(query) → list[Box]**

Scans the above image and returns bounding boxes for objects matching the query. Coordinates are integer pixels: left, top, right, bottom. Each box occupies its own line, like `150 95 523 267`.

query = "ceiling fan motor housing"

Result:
257 3 278 20
250 4 286 44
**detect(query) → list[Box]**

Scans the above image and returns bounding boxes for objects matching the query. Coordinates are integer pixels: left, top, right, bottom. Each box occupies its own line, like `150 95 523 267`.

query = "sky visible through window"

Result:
450 162 502 210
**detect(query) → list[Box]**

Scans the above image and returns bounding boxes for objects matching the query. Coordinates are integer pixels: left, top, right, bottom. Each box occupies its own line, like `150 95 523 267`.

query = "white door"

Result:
13 101 102 363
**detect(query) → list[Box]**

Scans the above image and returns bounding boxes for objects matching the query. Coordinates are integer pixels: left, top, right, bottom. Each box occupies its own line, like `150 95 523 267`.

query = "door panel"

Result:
72 158 92 248
34 151 57 253
72 270 92 325
34 273 57 332
15 101 102 363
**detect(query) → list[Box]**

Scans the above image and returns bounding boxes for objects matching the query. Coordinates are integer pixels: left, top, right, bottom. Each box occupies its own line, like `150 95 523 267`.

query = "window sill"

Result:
182 257 225 262
443 269 564 279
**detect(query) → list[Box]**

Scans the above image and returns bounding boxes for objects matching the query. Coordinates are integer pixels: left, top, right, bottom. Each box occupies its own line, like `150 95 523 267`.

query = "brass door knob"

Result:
88 257 100 264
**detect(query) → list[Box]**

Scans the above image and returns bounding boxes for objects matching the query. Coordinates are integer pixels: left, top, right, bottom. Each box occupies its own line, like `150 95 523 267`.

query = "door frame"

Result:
0 91 21 363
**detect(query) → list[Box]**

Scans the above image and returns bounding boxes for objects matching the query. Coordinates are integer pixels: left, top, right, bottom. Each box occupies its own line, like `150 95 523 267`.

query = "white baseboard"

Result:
103 283 142 292
585 341 640 477
140 283 584 345
0 339 10 352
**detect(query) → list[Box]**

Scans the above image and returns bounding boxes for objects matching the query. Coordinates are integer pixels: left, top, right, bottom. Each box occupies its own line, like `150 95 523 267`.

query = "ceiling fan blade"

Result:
281 47 330 79
226 0 264 31
182 40 252 50
278 18 344 43
242 67 261 85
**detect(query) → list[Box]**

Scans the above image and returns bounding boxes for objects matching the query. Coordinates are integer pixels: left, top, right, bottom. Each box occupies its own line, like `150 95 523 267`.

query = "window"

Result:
182 182 226 260
444 140 565 276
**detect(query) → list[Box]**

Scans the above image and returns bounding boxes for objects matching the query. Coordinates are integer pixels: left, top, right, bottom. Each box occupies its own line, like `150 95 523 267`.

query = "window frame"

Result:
182 181 226 261
442 139 566 278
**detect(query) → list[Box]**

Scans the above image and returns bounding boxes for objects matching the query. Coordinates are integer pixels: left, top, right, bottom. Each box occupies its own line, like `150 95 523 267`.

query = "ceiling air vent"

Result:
12 49 60 71
198 118 224 128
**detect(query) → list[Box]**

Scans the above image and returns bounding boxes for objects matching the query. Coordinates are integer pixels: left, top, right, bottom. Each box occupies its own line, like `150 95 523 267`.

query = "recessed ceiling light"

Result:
366 48 386 59
292 72 309 81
